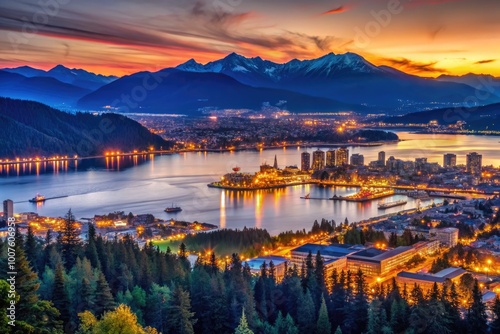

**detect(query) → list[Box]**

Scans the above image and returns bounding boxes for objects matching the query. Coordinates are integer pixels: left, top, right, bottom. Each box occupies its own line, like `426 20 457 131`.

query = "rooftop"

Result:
348 246 413 262
292 243 364 258
397 267 466 283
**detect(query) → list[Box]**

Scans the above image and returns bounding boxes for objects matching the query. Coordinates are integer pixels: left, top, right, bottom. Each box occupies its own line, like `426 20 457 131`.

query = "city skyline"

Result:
0 0 499 77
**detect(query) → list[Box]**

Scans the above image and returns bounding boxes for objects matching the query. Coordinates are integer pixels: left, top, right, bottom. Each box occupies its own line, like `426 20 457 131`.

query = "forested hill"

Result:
0 98 170 158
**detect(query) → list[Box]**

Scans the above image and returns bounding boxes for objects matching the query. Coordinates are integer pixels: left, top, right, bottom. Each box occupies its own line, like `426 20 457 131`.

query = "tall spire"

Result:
273 154 278 169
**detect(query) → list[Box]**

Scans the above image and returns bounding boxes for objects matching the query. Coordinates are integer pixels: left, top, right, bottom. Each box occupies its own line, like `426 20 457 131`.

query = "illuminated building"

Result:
3 199 13 220
378 151 386 165
311 149 325 171
443 153 457 167
346 246 416 277
430 227 459 247
326 149 336 168
290 243 364 278
466 152 482 176
415 158 427 172
335 148 349 166
350 153 364 166
397 267 466 290
301 152 311 171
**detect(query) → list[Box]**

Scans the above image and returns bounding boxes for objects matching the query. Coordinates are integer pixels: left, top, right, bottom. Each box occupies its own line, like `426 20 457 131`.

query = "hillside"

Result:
0 98 170 158
382 103 500 130
77 69 364 115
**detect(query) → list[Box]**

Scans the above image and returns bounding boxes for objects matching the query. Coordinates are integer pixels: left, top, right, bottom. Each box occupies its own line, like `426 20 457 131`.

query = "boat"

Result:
378 200 407 210
165 204 182 213
304 193 310 199
29 194 46 203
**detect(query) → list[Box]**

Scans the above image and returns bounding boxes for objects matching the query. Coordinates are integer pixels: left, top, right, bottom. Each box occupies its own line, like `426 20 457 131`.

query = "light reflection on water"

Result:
1 132 497 234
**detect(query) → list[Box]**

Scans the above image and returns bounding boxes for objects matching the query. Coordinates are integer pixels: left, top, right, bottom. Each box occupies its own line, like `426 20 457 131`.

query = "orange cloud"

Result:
320 6 349 16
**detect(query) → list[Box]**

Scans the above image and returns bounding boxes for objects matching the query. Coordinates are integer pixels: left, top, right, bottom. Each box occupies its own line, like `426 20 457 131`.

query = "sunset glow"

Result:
0 0 498 77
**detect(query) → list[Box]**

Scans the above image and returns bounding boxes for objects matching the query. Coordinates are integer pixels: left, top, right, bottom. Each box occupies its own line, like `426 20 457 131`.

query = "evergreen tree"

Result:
335 325 343 334
85 224 101 269
389 299 408 333
59 209 81 270
79 277 95 314
297 289 315 333
466 280 487 334
166 285 197 334
366 299 391 334
274 312 298 334
144 284 170 333
316 295 331 334
13 230 63 333
94 272 116 317
0 280 13 333
491 296 500 333
315 251 326 300
25 225 40 271
344 269 368 333
52 262 71 329
235 310 254 334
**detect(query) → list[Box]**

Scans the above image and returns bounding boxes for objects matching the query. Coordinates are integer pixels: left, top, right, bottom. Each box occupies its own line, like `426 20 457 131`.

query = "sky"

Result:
0 0 498 77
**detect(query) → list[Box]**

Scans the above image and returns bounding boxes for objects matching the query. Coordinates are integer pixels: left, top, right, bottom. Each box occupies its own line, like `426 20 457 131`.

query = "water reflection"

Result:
0 132 490 234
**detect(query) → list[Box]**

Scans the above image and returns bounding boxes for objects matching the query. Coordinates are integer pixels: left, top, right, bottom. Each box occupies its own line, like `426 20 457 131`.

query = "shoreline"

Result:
0 140 399 166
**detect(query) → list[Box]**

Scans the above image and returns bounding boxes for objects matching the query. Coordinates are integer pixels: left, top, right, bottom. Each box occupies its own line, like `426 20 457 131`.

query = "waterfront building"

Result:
466 152 482 176
397 267 466 290
350 153 364 166
301 152 311 171
443 153 457 168
273 155 278 169
430 227 459 247
2 199 13 220
335 148 349 166
311 149 325 171
326 149 336 168
346 246 416 277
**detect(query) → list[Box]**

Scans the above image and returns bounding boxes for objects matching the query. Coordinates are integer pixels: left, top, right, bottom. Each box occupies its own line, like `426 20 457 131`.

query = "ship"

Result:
378 200 407 210
29 194 46 203
165 204 182 213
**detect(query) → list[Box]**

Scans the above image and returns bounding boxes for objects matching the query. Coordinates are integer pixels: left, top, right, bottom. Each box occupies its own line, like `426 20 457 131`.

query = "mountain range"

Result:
2 53 500 116
3 65 117 90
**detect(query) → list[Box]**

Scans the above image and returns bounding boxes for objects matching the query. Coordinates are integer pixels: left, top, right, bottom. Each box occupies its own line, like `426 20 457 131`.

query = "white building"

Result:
430 227 459 247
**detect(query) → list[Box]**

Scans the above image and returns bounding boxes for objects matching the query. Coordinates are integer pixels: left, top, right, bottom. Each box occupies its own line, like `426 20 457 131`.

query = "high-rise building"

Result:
301 152 311 171
3 199 13 220
273 155 278 169
335 148 349 166
311 149 325 171
466 152 482 176
415 158 427 172
350 154 364 166
378 151 386 164
443 153 457 168
326 150 336 168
